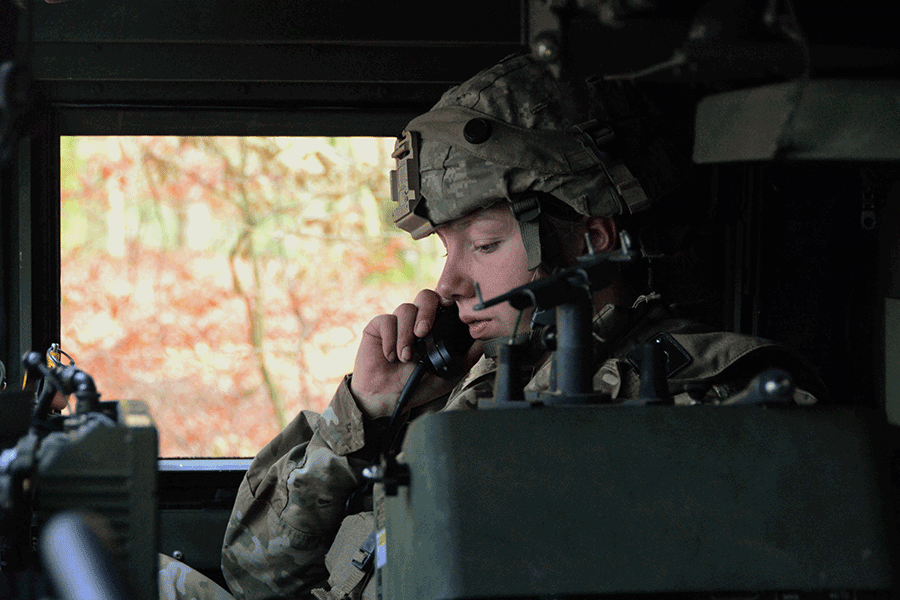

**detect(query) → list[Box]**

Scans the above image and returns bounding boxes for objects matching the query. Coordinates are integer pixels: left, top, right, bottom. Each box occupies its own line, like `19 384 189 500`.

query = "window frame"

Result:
2 104 422 460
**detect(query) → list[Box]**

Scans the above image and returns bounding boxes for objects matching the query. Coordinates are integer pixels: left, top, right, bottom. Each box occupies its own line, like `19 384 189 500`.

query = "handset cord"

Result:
346 362 428 515
379 361 428 460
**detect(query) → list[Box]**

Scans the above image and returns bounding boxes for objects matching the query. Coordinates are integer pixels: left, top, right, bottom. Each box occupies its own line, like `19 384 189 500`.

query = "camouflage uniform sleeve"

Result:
221 374 385 600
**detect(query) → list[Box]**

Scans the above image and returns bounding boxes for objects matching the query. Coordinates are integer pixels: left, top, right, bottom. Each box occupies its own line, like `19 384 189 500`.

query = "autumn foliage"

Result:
59 136 442 457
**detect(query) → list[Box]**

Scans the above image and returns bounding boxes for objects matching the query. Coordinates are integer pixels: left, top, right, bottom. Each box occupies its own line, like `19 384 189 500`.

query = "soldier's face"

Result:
435 204 535 340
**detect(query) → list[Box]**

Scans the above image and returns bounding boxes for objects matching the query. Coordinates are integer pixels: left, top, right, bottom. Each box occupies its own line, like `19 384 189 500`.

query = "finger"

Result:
363 314 399 363
50 391 68 411
412 289 442 338
392 303 419 363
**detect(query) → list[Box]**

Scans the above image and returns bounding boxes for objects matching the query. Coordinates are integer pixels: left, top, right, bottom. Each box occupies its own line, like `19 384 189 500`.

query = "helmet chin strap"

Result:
510 194 570 273
509 195 543 271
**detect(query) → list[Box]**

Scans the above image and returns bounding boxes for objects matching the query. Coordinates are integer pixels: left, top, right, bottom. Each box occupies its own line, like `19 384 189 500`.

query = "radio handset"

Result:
413 304 475 380
377 304 475 461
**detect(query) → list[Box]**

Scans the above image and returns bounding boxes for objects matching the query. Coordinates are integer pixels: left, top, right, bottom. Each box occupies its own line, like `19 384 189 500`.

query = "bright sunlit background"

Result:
60 136 444 457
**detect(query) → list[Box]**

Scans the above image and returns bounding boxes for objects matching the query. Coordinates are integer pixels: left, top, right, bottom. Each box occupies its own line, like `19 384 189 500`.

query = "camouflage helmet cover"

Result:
391 54 651 268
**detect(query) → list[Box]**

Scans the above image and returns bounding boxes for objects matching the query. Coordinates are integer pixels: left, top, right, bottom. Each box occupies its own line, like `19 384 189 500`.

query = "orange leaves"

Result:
59 135 444 457
362 236 407 276
60 247 422 457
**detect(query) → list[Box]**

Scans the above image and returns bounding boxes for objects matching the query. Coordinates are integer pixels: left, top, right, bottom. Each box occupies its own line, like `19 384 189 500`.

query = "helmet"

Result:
390 53 653 270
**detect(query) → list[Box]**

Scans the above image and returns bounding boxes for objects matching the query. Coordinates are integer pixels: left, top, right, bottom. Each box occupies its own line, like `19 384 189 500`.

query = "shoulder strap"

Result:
312 512 376 600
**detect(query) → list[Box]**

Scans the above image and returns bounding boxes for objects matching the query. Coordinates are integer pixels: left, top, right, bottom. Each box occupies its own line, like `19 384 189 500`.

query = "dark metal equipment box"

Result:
383 406 894 598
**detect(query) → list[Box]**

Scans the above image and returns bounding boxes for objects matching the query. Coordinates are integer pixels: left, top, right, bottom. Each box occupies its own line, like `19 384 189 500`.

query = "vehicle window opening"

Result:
60 136 444 458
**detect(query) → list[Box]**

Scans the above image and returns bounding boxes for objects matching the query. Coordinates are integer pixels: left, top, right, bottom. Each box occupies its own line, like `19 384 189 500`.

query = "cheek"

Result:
479 245 532 300
502 240 533 287
499 266 532 296
489 262 536 336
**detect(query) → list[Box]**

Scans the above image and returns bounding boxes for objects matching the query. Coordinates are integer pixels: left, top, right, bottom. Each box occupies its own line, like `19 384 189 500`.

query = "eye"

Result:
473 241 501 254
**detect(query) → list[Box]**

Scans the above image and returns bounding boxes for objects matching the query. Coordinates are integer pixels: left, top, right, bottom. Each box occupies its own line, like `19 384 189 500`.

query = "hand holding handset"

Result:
381 304 475 458
413 304 475 380
347 303 477 511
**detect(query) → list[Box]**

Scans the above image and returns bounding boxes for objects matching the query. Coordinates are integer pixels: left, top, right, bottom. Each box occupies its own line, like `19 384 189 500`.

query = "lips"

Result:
461 316 491 338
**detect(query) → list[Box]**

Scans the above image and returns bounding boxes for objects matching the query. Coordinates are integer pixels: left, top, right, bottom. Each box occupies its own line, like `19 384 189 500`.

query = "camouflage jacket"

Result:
220 295 820 600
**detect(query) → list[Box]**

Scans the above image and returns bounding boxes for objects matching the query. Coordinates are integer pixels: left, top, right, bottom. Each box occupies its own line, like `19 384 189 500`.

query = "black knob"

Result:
22 351 43 371
463 118 492 144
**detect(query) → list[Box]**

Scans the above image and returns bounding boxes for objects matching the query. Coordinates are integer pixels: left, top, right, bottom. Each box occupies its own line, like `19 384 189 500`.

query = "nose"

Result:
436 252 474 301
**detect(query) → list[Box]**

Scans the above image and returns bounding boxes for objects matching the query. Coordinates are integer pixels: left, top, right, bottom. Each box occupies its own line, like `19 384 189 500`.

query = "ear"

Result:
586 217 618 253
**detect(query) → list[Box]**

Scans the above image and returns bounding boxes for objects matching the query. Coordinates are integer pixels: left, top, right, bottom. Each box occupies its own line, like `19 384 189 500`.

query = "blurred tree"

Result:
60 135 442 453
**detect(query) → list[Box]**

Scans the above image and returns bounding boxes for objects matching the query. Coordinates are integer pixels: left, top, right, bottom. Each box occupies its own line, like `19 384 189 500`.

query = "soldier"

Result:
160 53 822 600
